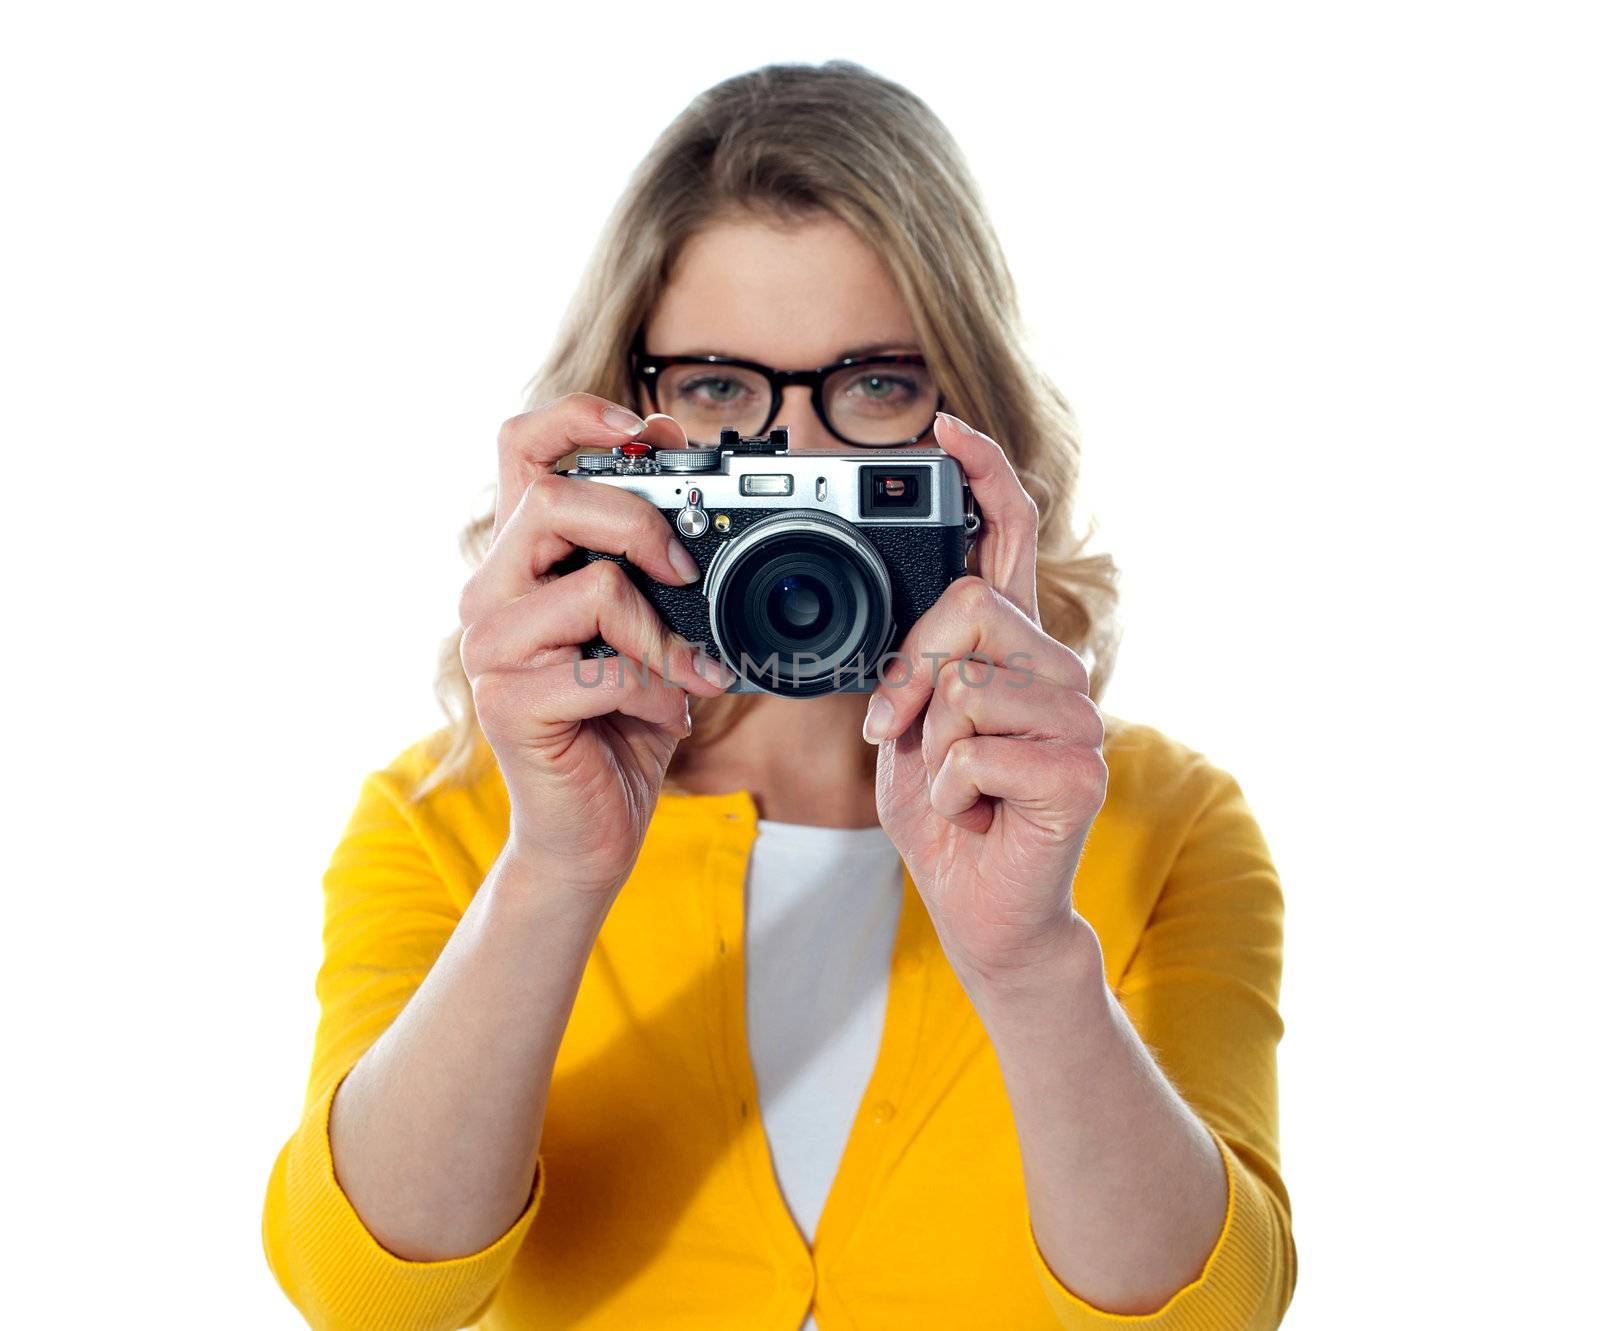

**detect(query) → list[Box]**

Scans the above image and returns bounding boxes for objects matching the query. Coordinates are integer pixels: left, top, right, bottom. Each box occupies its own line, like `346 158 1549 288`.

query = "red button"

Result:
619 441 652 458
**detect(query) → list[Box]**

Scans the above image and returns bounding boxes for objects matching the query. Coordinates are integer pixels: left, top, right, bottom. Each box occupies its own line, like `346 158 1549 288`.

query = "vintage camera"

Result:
560 428 980 696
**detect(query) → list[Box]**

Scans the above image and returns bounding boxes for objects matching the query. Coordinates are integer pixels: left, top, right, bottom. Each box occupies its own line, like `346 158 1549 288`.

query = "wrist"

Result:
503 825 634 894
490 841 623 924
962 913 1111 1033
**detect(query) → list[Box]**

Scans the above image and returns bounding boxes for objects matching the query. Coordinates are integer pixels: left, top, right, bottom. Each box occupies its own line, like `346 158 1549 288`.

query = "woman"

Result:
262 60 1295 1331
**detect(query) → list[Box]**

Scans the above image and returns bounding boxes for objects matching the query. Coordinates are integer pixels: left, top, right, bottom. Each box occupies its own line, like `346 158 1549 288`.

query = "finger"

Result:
461 558 736 695
932 412 1041 620
494 392 668 538
472 653 694 743
462 471 701 623
864 576 1085 744
639 412 690 448
928 735 1108 834
920 660 1101 781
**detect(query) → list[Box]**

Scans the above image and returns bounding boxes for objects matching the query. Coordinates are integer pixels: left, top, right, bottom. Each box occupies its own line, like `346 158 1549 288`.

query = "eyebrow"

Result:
835 341 918 360
673 341 919 362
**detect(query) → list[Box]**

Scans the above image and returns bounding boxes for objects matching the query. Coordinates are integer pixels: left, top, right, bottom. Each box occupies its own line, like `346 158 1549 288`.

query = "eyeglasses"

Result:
629 331 944 448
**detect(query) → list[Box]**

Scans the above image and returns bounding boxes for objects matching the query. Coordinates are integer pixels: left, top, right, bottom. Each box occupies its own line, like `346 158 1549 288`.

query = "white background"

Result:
3 3 1595 1327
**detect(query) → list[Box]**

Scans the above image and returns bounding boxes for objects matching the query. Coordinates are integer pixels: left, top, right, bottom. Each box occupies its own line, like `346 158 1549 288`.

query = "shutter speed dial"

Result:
657 447 722 473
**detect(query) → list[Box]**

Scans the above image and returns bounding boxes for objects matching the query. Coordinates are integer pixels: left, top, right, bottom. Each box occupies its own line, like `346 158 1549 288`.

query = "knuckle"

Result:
457 572 482 627
589 557 630 595
525 471 561 510
950 575 992 613
634 597 675 656
458 616 498 679
497 413 530 455
471 670 516 730
1048 639 1091 693
645 603 678 651
1017 490 1041 530
1056 746 1108 807
946 736 978 777
1081 700 1106 748
500 393 599 461
935 661 971 707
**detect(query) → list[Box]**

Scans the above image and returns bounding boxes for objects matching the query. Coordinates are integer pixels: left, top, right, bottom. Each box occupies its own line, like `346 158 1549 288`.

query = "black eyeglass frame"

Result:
628 331 945 449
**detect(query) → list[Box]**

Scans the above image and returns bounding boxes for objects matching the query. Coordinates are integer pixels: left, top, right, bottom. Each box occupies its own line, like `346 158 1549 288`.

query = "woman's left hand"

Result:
869 413 1108 983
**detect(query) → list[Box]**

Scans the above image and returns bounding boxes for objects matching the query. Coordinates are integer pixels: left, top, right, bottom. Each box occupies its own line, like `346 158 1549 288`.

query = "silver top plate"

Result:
566 448 968 525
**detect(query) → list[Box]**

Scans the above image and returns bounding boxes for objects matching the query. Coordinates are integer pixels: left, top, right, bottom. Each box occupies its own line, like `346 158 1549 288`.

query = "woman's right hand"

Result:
458 393 738 901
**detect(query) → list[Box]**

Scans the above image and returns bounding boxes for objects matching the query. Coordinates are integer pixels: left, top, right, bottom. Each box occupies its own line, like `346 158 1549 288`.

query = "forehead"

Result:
644 211 917 364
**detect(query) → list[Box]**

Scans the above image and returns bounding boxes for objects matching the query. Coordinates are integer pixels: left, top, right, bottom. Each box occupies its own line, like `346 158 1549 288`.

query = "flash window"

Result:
740 473 795 497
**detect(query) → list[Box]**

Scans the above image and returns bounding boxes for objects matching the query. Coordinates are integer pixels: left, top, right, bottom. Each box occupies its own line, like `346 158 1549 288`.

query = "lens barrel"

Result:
702 512 894 697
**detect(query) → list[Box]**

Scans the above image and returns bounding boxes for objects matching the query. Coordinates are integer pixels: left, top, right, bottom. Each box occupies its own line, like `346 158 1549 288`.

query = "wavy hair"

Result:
413 59 1120 801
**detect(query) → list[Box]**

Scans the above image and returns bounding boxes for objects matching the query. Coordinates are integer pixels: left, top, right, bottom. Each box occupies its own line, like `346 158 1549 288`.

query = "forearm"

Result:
962 914 1228 1316
328 845 610 1261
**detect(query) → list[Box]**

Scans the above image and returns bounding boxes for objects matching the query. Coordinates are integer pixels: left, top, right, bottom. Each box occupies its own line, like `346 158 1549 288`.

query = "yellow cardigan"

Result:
261 714 1295 1330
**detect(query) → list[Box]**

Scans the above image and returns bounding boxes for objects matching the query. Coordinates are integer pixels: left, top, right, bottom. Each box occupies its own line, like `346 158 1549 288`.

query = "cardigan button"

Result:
871 1099 896 1124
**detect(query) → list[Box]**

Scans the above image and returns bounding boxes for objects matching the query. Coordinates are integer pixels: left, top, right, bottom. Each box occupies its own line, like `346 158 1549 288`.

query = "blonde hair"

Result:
413 59 1120 801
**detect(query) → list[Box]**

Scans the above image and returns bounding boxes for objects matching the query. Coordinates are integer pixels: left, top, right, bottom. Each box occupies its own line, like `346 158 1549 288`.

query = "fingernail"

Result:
935 411 976 436
603 405 648 434
693 650 737 689
667 539 701 584
862 694 893 743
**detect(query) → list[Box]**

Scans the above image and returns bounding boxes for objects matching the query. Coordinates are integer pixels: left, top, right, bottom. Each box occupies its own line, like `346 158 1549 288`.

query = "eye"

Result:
679 375 756 405
838 371 920 406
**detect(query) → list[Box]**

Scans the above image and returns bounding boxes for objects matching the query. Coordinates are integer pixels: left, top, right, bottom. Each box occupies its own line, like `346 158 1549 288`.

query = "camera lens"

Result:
768 574 827 639
703 513 893 697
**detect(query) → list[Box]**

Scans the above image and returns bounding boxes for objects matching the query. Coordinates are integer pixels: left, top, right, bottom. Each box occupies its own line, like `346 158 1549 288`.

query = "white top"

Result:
743 817 904 1329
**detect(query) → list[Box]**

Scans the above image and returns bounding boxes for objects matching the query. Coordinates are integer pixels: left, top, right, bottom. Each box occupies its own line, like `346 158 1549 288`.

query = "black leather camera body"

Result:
559 428 979 697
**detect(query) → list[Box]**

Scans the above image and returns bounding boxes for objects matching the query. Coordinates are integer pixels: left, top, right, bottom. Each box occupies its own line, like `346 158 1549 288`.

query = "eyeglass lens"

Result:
653 360 937 446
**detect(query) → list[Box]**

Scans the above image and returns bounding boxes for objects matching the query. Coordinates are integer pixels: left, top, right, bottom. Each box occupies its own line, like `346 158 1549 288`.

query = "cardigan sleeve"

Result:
1028 760 1297 1330
261 765 546 1331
